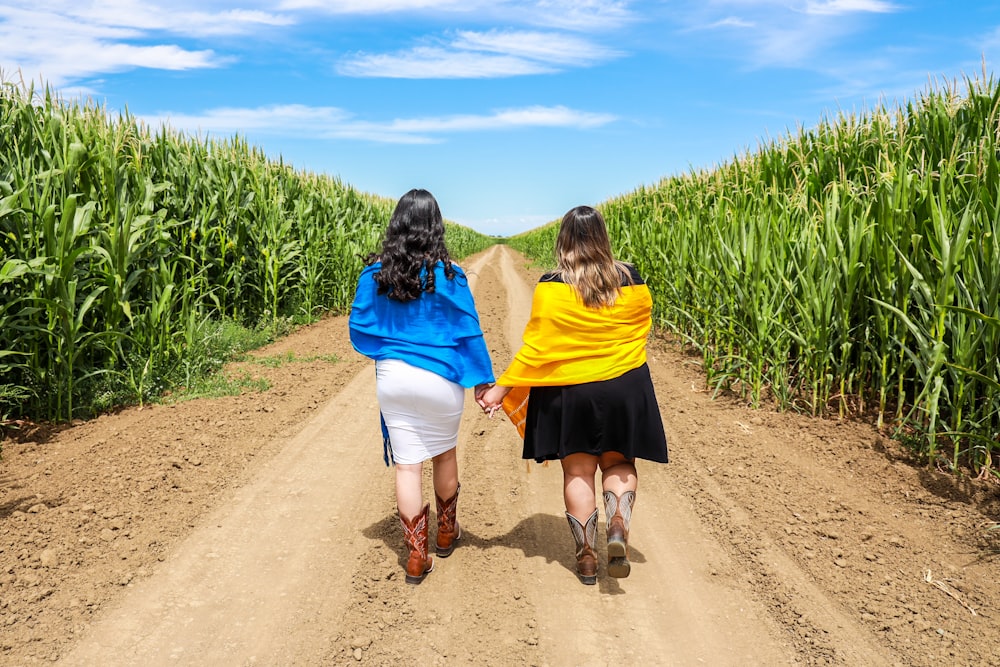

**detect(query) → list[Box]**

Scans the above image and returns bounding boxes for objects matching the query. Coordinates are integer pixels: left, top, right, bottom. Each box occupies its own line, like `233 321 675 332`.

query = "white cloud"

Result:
276 0 633 30
522 0 633 31
338 29 621 78
671 0 903 68
338 47 556 78
66 3 292 36
453 30 622 64
385 105 616 131
708 17 755 29
147 104 618 144
278 0 467 10
0 1 632 88
804 0 898 15
1 37 220 88
684 15 756 31
2 1 291 36
0 1 289 86
155 104 352 132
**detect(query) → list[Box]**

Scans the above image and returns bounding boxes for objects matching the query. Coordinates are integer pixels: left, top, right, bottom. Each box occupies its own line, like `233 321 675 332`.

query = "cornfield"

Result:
512 73 1000 477
0 77 493 424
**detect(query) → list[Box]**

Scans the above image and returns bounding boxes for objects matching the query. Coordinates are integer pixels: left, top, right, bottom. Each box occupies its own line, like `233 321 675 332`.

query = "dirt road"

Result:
3 245 999 666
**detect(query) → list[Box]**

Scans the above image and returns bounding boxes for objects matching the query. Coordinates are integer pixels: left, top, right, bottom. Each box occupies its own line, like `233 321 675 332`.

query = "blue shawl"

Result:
348 261 495 389
350 261 495 465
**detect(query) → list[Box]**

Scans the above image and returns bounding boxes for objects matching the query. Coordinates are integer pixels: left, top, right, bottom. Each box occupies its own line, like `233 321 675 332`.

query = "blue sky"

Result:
2 1 998 235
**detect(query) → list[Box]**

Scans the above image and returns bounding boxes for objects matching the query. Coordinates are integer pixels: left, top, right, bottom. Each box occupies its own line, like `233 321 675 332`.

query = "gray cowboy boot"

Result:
604 489 635 578
566 509 599 585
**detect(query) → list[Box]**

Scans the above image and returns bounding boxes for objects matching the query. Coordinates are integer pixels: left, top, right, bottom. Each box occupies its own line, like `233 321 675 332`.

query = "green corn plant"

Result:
594 71 1000 474
1 74 450 422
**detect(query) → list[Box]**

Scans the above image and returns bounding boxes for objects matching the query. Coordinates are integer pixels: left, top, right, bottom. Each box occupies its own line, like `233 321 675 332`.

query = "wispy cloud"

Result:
452 30 622 64
674 0 904 68
67 3 293 36
277 0 468 11
387 105 616 131
148 104 618 144
338 48 557 78
338 29 621 78
276 0 633 30
0 1 290 85
804 0 899 16
978 25 1000 58
521 1 633 31
692 16 755 31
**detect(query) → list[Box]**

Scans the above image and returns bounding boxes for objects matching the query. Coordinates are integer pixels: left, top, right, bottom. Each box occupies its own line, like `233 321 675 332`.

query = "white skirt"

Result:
375 359 465 464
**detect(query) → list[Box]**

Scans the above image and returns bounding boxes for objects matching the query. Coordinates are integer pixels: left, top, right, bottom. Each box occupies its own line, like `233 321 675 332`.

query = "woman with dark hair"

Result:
479 205 668 585
349 189 494 584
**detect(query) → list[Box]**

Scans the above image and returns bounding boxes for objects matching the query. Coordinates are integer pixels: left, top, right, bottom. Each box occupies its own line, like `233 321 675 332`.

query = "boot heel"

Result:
607 538 627 560
405 568 434 585
608 556 631 579
435 526 461 558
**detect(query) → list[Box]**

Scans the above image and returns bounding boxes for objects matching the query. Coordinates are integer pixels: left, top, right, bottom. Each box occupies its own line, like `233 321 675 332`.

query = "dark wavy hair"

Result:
367 188 455 302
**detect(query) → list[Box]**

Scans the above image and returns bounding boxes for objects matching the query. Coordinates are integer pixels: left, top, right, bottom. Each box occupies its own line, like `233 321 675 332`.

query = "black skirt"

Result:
522 363 668 463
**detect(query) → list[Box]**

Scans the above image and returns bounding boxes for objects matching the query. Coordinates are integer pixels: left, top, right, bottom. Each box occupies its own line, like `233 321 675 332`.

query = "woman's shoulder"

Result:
435 261 467 283
359 261 381 279
428 261 469 292
428 259 462 272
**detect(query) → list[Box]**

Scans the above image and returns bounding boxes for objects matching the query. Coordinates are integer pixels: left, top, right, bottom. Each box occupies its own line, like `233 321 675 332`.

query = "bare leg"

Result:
561 453 599 519
431 447 459 500
599 452 637 495
395 462 423 519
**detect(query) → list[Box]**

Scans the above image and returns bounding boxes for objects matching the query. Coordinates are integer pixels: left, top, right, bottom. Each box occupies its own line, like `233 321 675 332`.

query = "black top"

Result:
539 264 645 286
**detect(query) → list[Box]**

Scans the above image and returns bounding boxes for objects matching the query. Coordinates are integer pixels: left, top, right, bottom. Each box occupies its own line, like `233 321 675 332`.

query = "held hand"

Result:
481 384 512 418
474 383 492 409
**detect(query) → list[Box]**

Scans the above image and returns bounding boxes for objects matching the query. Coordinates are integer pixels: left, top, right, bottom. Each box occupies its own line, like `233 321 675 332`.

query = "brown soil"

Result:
2 245 999 666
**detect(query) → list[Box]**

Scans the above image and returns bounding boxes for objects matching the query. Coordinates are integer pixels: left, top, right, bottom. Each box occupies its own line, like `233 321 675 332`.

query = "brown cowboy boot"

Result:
435 483 461 558
604 489 635 578
566 509 598 585
399 504 434 585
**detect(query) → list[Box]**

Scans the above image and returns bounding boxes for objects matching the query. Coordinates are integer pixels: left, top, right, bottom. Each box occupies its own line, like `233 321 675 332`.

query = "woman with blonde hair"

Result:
479 205 667 584
350 189 494 584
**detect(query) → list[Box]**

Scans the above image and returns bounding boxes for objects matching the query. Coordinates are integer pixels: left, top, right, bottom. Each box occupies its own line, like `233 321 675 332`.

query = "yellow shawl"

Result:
497 280 652 387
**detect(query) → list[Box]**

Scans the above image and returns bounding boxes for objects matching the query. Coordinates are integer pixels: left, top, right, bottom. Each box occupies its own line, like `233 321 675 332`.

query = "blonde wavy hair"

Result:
552 206 633 309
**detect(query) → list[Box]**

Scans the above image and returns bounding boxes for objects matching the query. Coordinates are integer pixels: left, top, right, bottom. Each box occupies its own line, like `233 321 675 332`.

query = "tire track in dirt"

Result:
653 362 997 666
646 392 898 665
58 369 388 665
